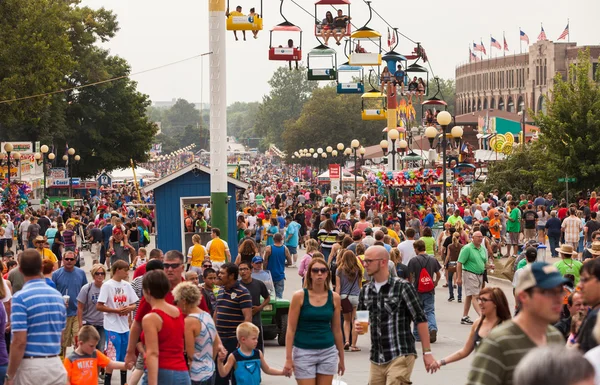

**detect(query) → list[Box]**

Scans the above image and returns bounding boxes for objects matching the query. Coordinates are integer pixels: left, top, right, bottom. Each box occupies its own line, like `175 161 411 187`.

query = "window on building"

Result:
518 96 525 113
498 98 505 111
483 98 488 109
507 96 514 112
544 59 547 85
490 97 496 109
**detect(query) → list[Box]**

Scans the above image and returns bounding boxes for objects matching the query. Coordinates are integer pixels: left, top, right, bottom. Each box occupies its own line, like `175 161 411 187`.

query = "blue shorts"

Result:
106 330 129 362
287 246 297 255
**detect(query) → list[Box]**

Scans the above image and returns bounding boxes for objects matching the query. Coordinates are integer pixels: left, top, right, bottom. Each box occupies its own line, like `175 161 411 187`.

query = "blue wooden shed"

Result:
142 162 248 258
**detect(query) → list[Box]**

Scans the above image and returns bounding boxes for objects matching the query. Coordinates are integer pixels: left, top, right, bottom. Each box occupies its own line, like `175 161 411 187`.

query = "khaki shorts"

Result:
463 270 484 297
508 232 520 245
62 316 79 349
90 243 101 260
524 229 536 240
369 355 416 385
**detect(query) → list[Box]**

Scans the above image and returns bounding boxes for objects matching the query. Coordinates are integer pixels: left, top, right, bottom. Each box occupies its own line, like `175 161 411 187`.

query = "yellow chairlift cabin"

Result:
226 0 263 31
362 88 387 121
348 1 381 66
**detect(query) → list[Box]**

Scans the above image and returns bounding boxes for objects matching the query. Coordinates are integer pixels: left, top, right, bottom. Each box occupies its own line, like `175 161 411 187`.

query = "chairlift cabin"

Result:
226 0 263 31
314 0 351 39
349 27 382 66
269 22 302 62
421 97 447 126
307 45 337 80
361 90 387 120
382 51 407 75
337 63 364 94
406 63 429 95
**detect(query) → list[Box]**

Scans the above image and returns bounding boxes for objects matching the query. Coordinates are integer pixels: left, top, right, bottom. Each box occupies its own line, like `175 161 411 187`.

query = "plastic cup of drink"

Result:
63 295 70 306
356 310 369 335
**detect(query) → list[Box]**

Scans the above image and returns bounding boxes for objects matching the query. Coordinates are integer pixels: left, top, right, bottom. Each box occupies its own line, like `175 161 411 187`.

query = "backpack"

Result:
417 256 435 293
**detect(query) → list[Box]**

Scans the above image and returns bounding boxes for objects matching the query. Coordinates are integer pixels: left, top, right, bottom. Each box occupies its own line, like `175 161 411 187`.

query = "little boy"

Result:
132 247 147 269
218 322 286 384
64 325 128 385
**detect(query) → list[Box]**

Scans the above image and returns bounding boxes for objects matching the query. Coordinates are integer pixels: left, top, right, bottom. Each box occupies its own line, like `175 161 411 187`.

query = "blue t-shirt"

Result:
277 216 286 230
52 267 88 317
45 277 57 289
267 245 286 282
266 226 278 247
12 279 66 356
394 70 405 82
285 221 301 247
423 213 435 228
102 224 113 246
45 228 58 248
232 348 261 385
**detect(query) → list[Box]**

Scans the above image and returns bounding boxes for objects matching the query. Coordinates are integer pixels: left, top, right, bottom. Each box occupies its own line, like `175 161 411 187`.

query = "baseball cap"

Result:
352 229 363 240
364 228 373 235
483 217 489 222
252 256 264 264
515 262 569 295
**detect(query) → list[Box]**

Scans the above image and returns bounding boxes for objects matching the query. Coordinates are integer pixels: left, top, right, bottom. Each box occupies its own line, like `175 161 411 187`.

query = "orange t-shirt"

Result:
64 349 111 385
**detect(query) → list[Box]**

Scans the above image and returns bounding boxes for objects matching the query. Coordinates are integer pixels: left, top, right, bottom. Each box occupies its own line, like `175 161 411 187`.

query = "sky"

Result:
82 0 600 105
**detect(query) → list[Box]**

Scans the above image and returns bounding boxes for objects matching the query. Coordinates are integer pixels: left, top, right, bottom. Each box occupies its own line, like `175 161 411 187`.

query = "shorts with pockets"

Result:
106 330 129 362
292 345 338 379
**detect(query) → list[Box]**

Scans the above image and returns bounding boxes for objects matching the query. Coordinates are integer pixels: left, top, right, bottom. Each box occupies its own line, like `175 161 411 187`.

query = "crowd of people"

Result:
2 163 600 385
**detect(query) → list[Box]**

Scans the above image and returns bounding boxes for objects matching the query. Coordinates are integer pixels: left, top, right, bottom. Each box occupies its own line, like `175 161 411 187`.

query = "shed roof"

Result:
142 162 249 193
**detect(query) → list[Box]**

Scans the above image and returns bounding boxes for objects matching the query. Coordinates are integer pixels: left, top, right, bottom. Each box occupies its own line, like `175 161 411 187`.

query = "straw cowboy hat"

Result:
556 244 577 256
587 242 600 256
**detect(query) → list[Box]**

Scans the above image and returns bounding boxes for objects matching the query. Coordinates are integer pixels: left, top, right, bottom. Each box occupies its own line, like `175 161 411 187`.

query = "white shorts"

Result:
90 243 101 260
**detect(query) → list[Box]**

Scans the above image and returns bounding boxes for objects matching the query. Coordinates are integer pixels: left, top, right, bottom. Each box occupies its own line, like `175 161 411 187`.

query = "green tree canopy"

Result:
0 0 156 178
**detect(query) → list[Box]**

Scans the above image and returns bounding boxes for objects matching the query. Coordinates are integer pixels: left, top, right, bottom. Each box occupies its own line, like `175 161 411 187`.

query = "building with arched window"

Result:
455 41 600 115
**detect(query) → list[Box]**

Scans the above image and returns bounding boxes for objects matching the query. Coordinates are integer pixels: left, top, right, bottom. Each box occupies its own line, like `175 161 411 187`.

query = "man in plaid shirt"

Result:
562 207 583 250
356 245 439 385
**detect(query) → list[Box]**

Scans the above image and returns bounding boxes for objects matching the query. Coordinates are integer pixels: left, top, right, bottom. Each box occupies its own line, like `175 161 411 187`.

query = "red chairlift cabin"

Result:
314 0 351 40
269 22 302 62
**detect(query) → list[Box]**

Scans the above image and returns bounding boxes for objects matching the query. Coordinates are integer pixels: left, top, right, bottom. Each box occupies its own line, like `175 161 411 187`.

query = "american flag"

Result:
520 29 529 44
473 42 484 53
557 23 569 40
470 48 479 62
503 36 509 51
537 26 547 41
480 40 487 55
491 37 501 50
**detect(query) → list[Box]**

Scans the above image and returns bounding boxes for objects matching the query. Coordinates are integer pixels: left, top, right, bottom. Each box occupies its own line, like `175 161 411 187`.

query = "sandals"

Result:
350 346 361 352
344 342 350 351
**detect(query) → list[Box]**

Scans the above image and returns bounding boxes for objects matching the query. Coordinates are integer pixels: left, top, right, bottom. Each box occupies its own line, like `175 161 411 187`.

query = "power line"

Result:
0 51 213 105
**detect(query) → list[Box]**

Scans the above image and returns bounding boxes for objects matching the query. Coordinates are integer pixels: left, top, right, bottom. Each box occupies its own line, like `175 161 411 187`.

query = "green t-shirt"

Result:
255 194 264 205
447 215 465 227
554 258 583 285
506 208 521 233
467 321 564 385
516 258 528 270
457 242 487 274
519 200 528 207
422 236 436 255
325 196 333 205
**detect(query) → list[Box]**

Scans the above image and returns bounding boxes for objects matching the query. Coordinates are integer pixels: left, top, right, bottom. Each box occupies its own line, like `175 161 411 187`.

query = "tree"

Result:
535 49 600 192
282 86 384 156
0 0 156 177
253 66 318 149
429 78 455 115
161 99 201 138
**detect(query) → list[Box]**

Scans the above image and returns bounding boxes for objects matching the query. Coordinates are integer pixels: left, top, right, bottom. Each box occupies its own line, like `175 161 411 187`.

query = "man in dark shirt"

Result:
37 211 51 238
577 258 600 353
88 224 103 264
214 263 252 385
554 291 585 339
522 204 538 242
584 212 600 248
238 261 270 351
26 217 40 249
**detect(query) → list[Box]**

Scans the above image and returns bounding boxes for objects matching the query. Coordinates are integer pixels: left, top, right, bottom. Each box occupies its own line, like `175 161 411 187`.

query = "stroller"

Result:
78 223 91 252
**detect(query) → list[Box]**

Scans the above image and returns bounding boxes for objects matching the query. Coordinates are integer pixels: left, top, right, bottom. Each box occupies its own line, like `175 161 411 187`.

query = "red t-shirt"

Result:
558 207 568 221
133 263 147 279
135 287 209 323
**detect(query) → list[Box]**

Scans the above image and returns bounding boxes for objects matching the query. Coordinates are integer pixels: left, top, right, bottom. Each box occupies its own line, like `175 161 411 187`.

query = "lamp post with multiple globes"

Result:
34 145 55 199
0 143 21 183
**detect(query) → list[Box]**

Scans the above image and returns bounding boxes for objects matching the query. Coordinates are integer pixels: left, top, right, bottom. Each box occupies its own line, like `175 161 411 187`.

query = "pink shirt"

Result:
298 254 313 277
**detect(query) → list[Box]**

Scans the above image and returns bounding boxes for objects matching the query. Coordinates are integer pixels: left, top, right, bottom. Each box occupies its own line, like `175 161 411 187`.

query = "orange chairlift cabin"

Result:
314 0 351 47
226 0 263 32
269 0 302 69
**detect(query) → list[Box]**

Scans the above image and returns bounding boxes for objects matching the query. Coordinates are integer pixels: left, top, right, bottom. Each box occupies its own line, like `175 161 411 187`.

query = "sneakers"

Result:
458 298 462 303
429 329 437 343
448 297 455 302
461 316 474 325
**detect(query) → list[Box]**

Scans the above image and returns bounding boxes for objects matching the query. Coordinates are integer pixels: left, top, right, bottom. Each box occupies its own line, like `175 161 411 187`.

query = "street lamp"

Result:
65 147 80 198
398 139 408 169
36 145 54 199
1 143 21 183
351 139 360 198
381 128 401 171
437 110 452 221
451 126 464 161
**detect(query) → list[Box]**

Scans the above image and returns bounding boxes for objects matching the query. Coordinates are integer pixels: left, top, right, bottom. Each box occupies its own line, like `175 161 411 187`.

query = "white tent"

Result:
108 167 155 181
317 170 364 183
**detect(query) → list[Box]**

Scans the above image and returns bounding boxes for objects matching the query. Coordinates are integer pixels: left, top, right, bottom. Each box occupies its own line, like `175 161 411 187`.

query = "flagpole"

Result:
503 31 506 57
519 28 522 54
490 34 492 59
568 18 570 43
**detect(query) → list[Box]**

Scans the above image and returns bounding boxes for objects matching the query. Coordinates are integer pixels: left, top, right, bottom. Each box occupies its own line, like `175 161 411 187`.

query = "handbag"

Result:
447 261 457 273
340 274 358 314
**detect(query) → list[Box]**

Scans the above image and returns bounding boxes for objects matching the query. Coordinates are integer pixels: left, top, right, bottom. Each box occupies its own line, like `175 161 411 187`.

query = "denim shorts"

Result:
143 369 191 385
292 345 338 379
287 246 298 255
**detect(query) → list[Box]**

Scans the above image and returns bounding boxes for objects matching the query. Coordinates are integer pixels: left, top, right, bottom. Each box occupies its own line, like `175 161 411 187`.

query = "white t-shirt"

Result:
397 240 416 265
247 216 257 231
584 347 600 385
3 222 14 240
98 279 139 333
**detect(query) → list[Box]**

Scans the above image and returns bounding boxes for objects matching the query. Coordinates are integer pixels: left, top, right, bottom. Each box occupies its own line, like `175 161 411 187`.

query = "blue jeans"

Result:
0 364 7 381
143 369 191 385
549 236 560 257
413 291 437 337
274 279 285 299
579 236 584 253
447 271 462 300
321 247 332 262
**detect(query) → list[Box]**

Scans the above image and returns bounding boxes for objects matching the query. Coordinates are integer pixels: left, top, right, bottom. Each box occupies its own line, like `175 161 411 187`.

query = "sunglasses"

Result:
311 267 328 274
202 264 212 268
94 272 106 276
64 258 76 262
163 263 181 270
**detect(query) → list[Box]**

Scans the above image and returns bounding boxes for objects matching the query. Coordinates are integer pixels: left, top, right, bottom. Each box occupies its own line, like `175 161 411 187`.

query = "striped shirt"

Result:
11 278 66 356
467 321 564 385
214 282 252 340
562 216 583 243
317 229 340 250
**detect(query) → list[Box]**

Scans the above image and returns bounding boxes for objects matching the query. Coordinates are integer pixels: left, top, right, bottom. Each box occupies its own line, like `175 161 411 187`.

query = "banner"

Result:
49 168 67 178
0 142 33 153
329 164 341 179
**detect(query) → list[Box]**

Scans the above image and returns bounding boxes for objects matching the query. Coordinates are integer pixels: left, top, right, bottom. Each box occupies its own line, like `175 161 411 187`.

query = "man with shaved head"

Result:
457 231 491 325
356 245 438 384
